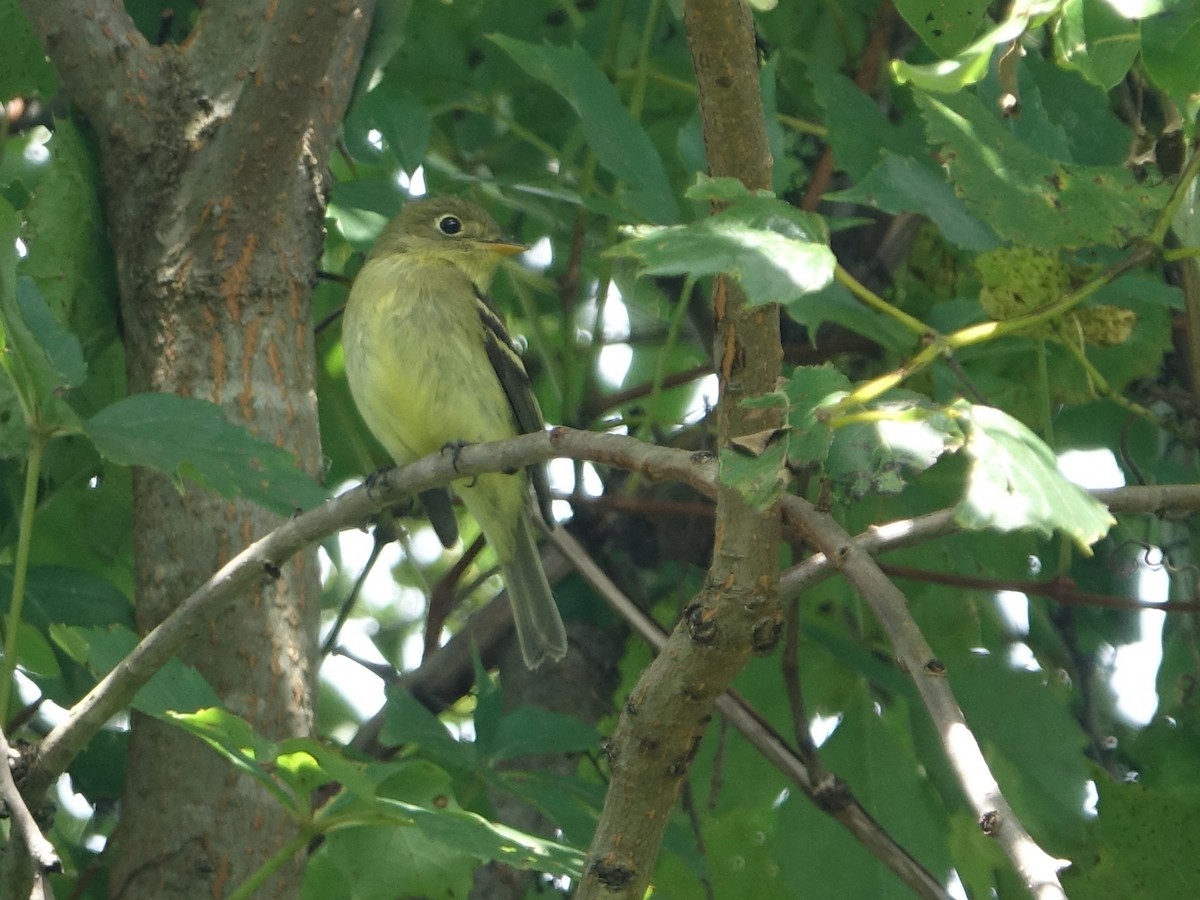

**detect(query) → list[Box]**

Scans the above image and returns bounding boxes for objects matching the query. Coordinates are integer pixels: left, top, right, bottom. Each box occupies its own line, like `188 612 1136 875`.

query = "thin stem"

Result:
0 438 45 722
226 831 310 900
637 275 696 442
628 0 664 122
1163 245 1200 262
1148 146 1200 246
835 264 933 338
1035 339 1055 448
837 244 1155 411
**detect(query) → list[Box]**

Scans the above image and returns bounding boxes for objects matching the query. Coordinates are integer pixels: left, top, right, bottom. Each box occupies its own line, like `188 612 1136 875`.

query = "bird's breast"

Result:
343 257 517 464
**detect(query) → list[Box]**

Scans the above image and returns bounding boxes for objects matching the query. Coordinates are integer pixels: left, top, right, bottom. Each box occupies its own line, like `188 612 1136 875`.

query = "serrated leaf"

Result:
1055 0 1141 89
917 91 1170 247
373 797 585 877
826 396 963 500
277 737 379 801
810 68 928 182
955 402 1114 551
782 365 851 464
609 197 835 305
893 0 1060 90
380 685 474 769
719 437 788 511
1064 779 1199 898
0 274 84 435
488 36 678 223
894 0 992 56
83 393 328 514
828 151 998 251
19 121 118 359
15 278 86 389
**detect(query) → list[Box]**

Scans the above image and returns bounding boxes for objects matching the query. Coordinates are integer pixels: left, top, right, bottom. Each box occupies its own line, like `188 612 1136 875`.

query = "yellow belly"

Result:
342 254 527 558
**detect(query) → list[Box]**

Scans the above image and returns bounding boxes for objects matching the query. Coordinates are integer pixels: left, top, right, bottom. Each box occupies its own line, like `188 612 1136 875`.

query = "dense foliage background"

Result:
1 0 1198 897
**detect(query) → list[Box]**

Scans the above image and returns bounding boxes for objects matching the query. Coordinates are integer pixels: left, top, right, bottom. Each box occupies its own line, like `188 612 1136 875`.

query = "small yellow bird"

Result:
342 197 567 669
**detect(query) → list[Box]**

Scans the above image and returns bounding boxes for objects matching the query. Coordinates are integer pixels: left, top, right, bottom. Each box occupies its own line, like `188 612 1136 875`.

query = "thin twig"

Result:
545 527 953 900
0 726 61 876
19 427 1200 817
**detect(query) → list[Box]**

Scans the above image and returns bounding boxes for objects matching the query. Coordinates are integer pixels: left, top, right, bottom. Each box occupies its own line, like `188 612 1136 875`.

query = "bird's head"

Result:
371 196 527 290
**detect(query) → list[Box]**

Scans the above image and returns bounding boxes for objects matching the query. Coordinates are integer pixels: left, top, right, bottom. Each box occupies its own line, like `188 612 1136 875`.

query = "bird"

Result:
341 196 567 669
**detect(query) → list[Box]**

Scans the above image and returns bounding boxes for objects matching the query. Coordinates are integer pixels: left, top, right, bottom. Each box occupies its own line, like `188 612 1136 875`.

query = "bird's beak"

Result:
483 239 529 257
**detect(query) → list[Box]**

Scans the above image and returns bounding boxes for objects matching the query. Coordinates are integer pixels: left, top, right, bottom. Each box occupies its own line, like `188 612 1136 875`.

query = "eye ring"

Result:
437 214 464 236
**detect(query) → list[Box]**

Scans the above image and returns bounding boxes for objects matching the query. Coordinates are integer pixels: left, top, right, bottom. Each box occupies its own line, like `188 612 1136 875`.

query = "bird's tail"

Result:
502 516 567 668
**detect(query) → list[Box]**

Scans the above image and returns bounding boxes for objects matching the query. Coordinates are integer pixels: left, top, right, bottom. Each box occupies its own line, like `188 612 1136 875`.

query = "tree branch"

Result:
17 0 162 140
785 498 1071 899
18 425 1200 851
547 528 953 900
577 0 781 893
0 725 60 899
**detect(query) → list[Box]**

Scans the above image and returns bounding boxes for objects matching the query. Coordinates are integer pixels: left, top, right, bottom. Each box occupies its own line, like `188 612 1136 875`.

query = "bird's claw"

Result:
441 440 478 487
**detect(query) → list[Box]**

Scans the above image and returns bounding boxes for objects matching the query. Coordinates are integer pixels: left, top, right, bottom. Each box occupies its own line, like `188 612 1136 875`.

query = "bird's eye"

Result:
437 215 464 236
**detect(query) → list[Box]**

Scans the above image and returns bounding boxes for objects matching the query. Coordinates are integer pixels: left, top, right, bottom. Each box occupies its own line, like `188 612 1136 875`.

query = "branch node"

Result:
751 614 782 653
979 809 1001 836
683 600 717 644
922 658 947 678
587 857 637 889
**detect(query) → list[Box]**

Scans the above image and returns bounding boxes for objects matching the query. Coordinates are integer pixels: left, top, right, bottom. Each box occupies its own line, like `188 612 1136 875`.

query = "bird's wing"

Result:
475 290 554 528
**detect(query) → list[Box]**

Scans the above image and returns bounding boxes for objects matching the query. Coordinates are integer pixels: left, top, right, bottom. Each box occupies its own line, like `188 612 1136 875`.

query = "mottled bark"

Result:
18 1 375 896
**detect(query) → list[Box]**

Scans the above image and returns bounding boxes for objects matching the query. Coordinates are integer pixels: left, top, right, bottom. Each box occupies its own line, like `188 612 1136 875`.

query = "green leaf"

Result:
684 175 771 205
308 809 474 900
15 622 59 677
276 737 379 801
892 0 1060 90
954 402 1115 551
379 685 475 770
0 1 59 96
373 797 585 877
1 195 86 435
1140 2 1200 95
719 409 789 512
15 278 87 390
1 565 132 631
166 707 296 809
827 152 998 251
0 277 85 435
489 706 600 761
827 396 964 500
781 365 851 465
83 393 328 514
18 121 118 360
360 86 432 174
1054 0 1141 89
609 197 835 305
82 625 221 717
810 69 927 182
1064 779 1200 899
488 36 679 223
917 91 1170 248
893 0 992 56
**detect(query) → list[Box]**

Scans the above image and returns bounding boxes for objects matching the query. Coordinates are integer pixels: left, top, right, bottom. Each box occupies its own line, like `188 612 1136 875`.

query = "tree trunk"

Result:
19 2 374 896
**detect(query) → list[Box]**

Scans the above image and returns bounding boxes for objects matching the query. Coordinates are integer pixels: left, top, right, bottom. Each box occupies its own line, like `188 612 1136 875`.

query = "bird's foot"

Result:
363 466 393 498
441 440 478 487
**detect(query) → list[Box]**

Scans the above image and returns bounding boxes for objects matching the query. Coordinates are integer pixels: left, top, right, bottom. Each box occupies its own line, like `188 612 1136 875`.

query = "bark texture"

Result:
577 0 780 896
18 1 375 896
